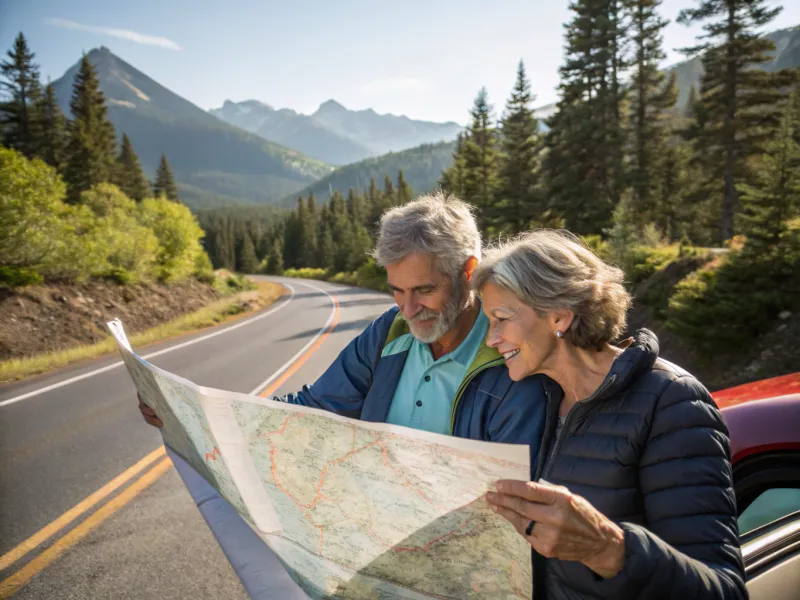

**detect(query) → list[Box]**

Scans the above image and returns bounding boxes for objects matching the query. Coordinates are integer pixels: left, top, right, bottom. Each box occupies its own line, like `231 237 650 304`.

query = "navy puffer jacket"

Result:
533 329 747 599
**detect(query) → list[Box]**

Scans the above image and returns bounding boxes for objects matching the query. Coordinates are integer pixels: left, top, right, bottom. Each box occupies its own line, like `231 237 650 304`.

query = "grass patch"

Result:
0 280 285 383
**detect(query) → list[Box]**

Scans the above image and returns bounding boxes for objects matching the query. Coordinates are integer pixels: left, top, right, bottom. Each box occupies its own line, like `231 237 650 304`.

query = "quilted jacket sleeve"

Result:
611 375 748 599
273 308 394 419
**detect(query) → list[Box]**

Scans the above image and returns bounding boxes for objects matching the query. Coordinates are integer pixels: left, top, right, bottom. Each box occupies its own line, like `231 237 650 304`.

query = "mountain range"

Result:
209 99 463 165
52 47 332 208
49 25 798 210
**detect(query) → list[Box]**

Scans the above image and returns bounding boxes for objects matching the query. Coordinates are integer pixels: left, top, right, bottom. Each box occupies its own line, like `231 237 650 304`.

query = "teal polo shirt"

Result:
384 309 489 435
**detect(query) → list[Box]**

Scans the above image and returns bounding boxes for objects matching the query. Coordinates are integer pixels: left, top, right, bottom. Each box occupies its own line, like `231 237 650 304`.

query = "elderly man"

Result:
142 191 548 443
139 192 548 597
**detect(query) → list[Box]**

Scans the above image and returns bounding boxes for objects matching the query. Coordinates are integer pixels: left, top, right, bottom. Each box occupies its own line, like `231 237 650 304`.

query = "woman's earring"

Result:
555 330 564 339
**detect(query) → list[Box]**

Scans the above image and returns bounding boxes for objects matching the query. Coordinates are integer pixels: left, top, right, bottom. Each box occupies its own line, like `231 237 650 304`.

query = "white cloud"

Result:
45 18 182 51
359 77 429 95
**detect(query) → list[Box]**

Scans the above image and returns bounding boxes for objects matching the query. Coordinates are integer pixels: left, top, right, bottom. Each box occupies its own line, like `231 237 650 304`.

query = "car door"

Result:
735 451 800 600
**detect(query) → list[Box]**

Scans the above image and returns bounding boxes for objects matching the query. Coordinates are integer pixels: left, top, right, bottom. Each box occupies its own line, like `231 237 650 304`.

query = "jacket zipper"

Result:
541 374 617 480
448 357 505 434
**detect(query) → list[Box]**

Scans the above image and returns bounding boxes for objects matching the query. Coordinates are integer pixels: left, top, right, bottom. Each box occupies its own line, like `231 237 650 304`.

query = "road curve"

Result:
0 277 394 599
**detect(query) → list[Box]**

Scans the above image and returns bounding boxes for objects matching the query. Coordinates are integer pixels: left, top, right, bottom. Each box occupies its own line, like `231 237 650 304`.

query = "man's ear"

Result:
464 256 479 282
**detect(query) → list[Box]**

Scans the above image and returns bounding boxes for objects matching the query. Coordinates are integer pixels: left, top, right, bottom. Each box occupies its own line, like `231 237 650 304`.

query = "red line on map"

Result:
204 446 221 462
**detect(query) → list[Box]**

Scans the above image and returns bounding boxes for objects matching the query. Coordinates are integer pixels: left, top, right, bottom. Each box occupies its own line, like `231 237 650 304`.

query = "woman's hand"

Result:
486 480 626 579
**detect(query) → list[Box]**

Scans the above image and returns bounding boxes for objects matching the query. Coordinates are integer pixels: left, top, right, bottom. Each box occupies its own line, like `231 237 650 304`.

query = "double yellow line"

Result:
0 292 342 598
0 447 172 598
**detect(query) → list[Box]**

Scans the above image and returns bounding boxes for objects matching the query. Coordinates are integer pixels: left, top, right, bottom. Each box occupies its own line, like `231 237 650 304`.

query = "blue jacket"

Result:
279 306 548 474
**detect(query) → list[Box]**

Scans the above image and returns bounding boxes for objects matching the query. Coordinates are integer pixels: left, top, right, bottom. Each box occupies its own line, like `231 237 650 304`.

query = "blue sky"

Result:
2 0 798 124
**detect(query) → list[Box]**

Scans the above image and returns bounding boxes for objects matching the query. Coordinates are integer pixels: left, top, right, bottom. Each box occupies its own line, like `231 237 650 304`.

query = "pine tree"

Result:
737 101 800 248
267 236 284 274
396 169 413 205
439 132 467 197
678 0 796 241
302 194 319 266
543 0 629 234
237 232 258 273
346 188 366 225
462 87 499 233
0 33 43 158
496 60 542 233
383 175 396 204
114 133 149 201
152 154 179 202
64 54 117 203
627 0 676 224
37 83 67 171
367 177 390 234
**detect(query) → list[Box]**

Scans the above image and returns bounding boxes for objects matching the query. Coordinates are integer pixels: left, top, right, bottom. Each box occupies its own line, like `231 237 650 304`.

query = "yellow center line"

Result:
0 445 166 573
0 456 173 599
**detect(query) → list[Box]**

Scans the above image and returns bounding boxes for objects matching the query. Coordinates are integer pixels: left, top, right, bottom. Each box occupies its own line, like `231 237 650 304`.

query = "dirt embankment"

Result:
0 279 224 361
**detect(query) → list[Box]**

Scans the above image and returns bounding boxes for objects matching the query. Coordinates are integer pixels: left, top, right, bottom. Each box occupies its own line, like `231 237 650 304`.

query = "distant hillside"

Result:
52 47 333 208
213 98 463 164
209 100 373 165
283 140 457 205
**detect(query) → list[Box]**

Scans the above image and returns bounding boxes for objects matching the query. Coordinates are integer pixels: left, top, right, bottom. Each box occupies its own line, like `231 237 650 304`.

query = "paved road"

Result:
0 277 394 599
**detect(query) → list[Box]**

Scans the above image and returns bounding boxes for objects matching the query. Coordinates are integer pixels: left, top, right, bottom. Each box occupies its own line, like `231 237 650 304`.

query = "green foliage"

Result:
80 183 159 282
0 146 67 272
138 195 206 282
0 266 43 287
282 267 327 280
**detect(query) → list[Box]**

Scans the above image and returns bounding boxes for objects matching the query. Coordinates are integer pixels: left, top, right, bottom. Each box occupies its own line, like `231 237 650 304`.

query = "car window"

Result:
738 488 800 535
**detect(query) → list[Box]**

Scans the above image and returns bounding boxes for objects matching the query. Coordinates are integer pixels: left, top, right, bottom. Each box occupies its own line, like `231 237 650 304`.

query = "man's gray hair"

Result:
371 191 481 278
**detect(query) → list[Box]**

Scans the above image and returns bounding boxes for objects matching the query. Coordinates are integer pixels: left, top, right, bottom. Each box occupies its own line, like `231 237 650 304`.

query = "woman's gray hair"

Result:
472 229 632 350
371 191 481 279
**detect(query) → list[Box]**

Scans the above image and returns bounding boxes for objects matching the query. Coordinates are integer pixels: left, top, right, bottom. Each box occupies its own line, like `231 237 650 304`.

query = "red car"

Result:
712 372 800 600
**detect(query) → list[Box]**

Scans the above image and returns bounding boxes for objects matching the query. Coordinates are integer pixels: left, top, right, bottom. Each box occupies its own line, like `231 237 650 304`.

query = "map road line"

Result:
0 456 173 599
251 282 340 397
0 446 167 573
0 283 297 409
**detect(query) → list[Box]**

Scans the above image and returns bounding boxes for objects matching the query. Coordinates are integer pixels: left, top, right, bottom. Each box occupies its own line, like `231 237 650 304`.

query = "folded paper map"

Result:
108 319 532 599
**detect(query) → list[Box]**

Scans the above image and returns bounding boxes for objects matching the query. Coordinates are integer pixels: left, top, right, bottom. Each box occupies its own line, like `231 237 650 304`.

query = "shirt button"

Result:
416 400 423 407
424 375 431 382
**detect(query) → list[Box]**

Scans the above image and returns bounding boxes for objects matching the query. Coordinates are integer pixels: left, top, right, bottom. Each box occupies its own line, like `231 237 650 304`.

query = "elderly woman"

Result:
475 230 746 599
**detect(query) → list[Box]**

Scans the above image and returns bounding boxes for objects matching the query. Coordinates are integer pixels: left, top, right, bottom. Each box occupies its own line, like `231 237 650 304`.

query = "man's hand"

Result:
138 394 163 428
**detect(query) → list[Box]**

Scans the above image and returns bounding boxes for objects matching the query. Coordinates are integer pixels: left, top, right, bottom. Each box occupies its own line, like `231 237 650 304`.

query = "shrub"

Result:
283 267 327 280
0 147 67 273
137 197 207 283
0 266 44 287
666 223 800 350
80 184 159 282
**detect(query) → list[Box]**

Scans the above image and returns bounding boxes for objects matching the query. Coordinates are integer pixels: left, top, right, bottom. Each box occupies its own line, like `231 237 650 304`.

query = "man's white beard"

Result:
406 279 471 344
